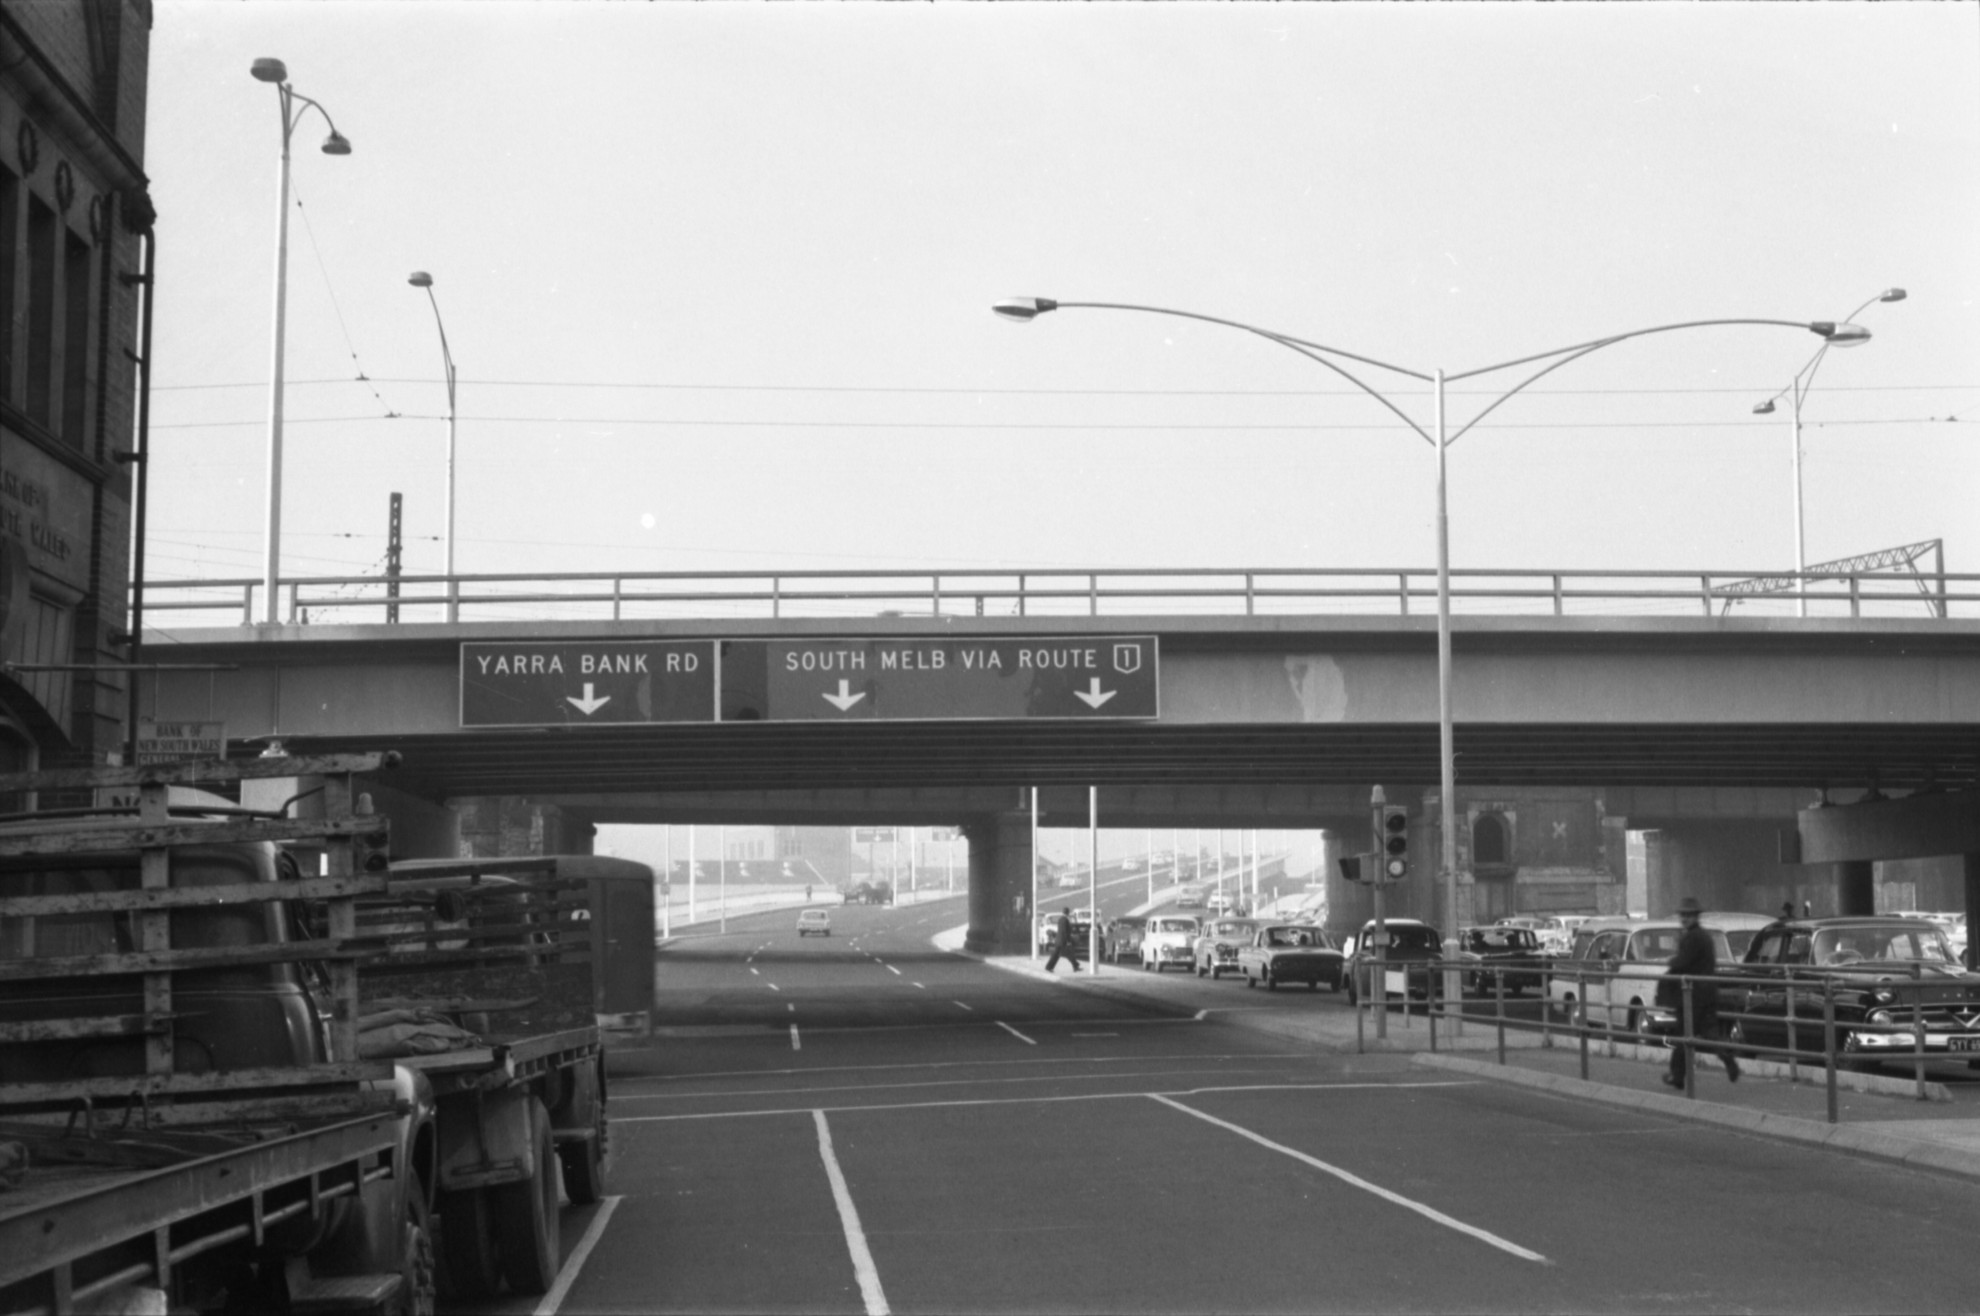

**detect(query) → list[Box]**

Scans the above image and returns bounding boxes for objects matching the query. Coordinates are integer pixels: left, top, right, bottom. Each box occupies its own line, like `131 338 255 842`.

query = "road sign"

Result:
719 637 1158 722
134 720 225 765
460 641 716 727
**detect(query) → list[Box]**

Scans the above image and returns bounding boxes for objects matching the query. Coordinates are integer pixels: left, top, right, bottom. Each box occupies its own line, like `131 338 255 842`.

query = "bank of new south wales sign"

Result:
458 637 1159 727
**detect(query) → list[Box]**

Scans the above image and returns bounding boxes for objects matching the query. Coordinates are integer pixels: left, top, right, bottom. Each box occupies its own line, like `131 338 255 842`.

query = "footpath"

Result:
941 927 1980 1184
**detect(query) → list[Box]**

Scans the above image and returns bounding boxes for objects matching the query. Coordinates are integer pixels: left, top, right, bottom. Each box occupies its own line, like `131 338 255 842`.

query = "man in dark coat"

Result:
1662 897 1739 1087
1045 906 1082 973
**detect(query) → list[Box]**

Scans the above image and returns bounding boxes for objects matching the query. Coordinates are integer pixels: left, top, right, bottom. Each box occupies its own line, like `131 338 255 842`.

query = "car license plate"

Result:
1950 1037 1980 1052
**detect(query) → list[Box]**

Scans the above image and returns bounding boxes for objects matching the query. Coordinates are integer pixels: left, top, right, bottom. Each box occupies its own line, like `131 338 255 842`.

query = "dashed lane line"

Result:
1149 1094 1549 1264
791 1025 802 1051
530 1195 623 1316
995 1021 1036 1045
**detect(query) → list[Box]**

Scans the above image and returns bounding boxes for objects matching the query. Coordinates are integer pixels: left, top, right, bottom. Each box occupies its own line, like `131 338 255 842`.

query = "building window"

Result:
25 197 53 425
60 230 89 445
1473 813 1510 867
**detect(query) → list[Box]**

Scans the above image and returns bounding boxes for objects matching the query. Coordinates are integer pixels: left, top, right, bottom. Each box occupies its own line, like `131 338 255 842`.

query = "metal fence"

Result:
1354 960 1970 1124
138 564 1980 629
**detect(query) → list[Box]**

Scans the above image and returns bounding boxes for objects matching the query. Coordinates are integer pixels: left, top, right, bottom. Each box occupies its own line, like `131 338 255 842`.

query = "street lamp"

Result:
251 57 351 626
992 295 1870 946
406 272 459 621
1751 288 1905 616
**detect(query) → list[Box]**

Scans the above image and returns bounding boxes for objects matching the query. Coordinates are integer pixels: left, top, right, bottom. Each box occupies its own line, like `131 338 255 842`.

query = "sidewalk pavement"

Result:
954 932 1980 1183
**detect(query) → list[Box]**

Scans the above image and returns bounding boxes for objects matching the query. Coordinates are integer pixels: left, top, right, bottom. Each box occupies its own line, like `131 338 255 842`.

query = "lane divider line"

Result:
815 1110 891 1316
615 1082 1474 1123
531 1194 623 1316
791 1024 802 1051
953 1001 974 1011
767 983 782 992
995 1021 1036 1046
885 965 902 976
1148 1094 1549 1264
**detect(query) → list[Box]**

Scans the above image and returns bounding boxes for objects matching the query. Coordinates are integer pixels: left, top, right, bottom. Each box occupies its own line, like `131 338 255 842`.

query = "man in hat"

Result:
1044 906 1082 974
1661 897 1739 1087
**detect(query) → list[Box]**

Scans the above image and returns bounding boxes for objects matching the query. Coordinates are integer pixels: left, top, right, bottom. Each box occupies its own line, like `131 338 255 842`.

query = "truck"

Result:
0 754 617 1314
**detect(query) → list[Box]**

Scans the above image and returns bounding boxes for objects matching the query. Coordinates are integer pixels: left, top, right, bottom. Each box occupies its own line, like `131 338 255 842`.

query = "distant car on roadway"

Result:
1343 919 1444 1005
1457 925 1549 996
1141 914 1201 972
1236 924 1344 991
797 908 832 937
1192 917 1260 978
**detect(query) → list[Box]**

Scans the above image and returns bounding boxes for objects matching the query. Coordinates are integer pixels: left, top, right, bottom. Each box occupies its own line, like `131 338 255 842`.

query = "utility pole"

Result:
385 493 402 623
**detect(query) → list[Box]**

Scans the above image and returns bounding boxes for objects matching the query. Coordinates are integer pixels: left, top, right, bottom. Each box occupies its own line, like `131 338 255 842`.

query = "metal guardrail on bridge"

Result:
139 565 1980 628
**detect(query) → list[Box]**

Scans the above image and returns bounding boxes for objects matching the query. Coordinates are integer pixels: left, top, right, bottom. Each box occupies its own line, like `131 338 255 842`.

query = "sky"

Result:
140 3 1979 611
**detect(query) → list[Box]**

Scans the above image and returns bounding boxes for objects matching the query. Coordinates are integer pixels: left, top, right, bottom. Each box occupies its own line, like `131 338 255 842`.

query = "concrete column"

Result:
1836 859 1876 917
962 810 1034 955
453 797 596 858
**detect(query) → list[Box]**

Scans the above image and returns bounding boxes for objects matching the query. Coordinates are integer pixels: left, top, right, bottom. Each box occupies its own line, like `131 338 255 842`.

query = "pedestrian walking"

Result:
1045 906 1082 973
1660 896 1739 1087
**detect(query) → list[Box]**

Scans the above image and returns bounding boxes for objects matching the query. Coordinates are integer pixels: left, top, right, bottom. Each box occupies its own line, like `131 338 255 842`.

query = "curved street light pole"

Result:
407 272 459 621
992 295 1868 944
250 58 351 626
1752 289 1905 616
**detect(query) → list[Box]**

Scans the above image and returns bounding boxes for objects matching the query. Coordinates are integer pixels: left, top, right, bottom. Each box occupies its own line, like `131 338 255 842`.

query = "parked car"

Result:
797 908 832 937
1722 917 1980 1069
1141 914 1202 972
1237 924 1345 991
1037 912 1105 959
844 881 893 906
1193 917 1261 978
1457 925 1549 996
1173 888 1207 910
1698 910 1779 959
1546 918 1734 1042
1494 915 1572 955
1343 918 1444 1005
1107 914 1149 963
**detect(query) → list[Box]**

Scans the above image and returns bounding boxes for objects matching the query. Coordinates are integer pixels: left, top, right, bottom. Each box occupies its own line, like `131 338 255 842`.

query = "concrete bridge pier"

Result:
962 810 1034 955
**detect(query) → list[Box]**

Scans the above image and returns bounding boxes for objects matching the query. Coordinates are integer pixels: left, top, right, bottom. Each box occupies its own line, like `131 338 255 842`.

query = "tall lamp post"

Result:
1751 288 1905 616
251 58 350 626
991 295 1870 944
407 272 459 621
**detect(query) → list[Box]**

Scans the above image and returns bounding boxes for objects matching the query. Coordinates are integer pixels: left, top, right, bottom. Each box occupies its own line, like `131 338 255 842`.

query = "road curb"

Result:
1412 1052 1980 1182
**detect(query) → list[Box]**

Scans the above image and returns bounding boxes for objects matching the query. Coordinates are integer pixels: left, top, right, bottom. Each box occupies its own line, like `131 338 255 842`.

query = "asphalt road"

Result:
452 895 1980 1315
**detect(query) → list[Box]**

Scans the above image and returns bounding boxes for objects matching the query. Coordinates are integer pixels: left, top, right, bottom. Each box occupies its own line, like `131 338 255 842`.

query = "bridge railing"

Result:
136 565 1980 629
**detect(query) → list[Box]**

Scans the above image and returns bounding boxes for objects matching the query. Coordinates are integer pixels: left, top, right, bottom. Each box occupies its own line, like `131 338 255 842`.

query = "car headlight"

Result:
1867 1009 1894 1026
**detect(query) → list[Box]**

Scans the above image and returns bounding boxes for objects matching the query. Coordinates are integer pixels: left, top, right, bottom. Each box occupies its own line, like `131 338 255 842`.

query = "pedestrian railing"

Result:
138 563 1980 629
1353 960 1965 1124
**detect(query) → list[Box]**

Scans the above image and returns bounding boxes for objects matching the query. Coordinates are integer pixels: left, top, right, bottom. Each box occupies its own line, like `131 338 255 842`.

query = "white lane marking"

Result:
1149 1094 1549 1264
788 1003 797 1013
953 1001 974 1011
1071 1032 1118 1038
994 1021 1036 1046
884 965 902 976
814 1110 891 1316
767 983 782 992
616 1083 1471 1123
530 1194 623 1315
791 1025 802 1051
750 967 761 976
911 982 926 990
612 1049 1286 1088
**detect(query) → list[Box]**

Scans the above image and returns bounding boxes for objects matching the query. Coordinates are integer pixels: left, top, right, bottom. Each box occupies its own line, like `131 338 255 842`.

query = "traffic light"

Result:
1381 805 1410 880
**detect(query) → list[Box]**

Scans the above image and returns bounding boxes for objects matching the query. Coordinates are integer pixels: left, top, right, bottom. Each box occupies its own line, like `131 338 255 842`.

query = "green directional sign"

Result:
461 641 716 727
719 637 1158 722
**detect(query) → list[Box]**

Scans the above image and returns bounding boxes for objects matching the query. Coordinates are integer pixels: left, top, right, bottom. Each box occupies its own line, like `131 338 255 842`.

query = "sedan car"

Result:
1236 924 1344 991
796 908 832 937
1141 914 1201 972
1192 917 1261 978
1457 925 1549 996
1722 917 1980 1068
1343 918 1444 1005
1546 918 1733 1041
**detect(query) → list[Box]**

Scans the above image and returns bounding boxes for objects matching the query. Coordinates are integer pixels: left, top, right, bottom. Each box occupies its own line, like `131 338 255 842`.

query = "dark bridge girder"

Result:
267 720 1977 802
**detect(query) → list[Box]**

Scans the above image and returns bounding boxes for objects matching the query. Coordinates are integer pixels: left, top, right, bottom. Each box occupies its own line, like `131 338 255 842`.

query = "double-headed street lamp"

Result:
250 57 351 626
991 295 1871 941
406 272 460 622
1751 288 1906 616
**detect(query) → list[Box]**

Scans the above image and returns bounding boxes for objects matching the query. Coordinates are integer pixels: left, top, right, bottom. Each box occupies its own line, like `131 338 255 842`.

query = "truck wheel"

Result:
437 1188 499 1300
559 1060 609 1206
396 1188 438 1316
492 1099 561 1295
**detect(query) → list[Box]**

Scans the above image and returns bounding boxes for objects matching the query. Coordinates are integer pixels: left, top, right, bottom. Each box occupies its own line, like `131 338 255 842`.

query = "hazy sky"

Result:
144 3 1979 608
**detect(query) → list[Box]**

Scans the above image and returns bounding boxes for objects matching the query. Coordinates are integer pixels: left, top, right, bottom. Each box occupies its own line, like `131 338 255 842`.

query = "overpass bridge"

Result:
131 564 1980 952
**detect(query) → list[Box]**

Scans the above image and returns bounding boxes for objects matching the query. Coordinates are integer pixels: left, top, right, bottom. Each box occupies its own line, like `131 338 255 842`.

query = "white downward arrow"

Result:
823 680 867 712
567 683 612 715
1073 679 1116 709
